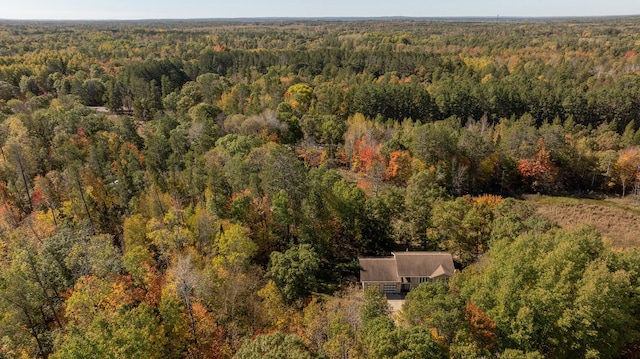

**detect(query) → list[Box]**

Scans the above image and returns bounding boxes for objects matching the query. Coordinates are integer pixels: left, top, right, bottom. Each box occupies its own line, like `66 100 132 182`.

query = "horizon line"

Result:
1 14 640 22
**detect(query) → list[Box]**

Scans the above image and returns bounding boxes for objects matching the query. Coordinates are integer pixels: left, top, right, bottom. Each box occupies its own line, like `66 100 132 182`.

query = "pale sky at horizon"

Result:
2 0 640 20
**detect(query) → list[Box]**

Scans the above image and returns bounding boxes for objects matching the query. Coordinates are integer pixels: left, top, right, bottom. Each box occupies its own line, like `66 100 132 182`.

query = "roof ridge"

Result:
392 251 451 255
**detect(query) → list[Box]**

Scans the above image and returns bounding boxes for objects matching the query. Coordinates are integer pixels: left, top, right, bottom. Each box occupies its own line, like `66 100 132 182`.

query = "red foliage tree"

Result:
352 135 383 173
517 139 558 192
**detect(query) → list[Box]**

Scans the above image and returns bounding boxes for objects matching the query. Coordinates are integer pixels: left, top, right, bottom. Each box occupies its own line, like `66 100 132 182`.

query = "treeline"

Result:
3 18 640 128
0 18 639 358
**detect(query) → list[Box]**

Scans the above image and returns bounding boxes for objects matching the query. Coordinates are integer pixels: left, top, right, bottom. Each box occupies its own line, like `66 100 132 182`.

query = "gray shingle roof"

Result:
359 252 454 282
394 252 455 278
359 257 400 282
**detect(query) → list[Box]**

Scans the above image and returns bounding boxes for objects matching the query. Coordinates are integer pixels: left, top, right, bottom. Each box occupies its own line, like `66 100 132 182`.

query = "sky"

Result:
2 0 640 20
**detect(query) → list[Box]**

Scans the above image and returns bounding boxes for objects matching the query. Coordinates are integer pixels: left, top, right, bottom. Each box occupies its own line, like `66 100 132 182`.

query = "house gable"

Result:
393 252 455 279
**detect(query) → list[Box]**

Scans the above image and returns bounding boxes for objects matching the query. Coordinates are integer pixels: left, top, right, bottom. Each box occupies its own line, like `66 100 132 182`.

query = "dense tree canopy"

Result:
1 17 640 358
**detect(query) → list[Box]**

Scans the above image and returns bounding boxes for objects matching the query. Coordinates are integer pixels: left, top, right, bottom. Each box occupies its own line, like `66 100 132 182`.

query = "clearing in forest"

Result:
526 195 640 249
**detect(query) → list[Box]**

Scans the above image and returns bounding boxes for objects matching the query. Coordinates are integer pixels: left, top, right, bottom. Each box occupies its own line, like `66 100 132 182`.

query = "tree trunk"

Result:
16 154 34 213
74 174 95 234
23 307 47 358
184 291 199 349
25 251 63 328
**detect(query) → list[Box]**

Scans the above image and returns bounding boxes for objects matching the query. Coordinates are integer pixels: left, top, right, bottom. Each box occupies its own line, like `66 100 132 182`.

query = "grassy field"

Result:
525 195 640 249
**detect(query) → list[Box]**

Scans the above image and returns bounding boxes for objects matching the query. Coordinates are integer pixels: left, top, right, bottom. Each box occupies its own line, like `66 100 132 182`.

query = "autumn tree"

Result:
517 139 559 193
614 147 640 196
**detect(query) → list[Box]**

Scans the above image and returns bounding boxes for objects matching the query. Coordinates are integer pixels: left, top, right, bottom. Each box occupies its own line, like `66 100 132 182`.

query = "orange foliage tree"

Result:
465 301 497 350
385 150 413 185
517 139 558 193
352 135 387 192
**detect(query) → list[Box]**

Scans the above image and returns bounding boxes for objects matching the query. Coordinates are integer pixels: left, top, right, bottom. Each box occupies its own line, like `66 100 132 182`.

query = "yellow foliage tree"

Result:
614 147 640 197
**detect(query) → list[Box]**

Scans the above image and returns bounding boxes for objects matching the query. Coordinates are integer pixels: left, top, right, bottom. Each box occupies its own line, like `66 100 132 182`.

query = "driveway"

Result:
386 293 406 314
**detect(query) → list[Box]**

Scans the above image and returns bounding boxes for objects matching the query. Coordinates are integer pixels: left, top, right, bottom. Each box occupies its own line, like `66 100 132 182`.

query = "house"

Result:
359 252 455 294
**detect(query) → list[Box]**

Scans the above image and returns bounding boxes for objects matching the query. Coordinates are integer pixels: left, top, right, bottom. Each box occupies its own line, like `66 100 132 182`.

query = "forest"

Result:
1 17 640 358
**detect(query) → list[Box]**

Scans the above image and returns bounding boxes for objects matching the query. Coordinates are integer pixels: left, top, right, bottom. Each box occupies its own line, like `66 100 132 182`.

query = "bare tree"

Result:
174 254 199 348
